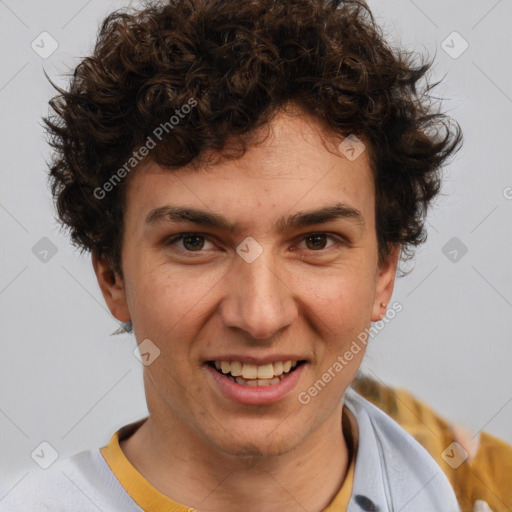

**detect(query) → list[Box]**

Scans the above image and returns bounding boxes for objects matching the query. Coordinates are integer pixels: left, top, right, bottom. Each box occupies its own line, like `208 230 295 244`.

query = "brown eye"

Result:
304 234 329 250
166 233 215 252
182 234 205 251
299 233 344 252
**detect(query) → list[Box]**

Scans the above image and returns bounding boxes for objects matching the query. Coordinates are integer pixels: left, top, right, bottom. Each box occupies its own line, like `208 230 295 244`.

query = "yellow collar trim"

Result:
101 418 189 512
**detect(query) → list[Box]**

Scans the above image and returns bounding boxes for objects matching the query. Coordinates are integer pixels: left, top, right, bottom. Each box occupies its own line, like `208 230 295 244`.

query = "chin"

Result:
209 424 303 459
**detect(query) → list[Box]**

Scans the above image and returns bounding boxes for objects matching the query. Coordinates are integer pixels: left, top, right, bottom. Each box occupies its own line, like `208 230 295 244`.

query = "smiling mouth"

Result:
206 360 307 386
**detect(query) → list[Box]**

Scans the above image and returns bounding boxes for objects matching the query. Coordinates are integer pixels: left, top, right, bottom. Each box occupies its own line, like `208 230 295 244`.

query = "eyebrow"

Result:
145 202 365 232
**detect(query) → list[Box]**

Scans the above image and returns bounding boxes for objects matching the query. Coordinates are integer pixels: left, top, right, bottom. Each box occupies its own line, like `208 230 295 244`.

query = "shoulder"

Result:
0 448 142 512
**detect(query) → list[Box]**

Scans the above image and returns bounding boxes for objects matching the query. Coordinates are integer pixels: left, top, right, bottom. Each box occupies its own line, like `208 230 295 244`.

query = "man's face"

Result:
96 109 399 458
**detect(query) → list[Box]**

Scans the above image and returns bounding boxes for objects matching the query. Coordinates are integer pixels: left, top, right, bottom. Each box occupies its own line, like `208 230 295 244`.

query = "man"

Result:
2 0 479 510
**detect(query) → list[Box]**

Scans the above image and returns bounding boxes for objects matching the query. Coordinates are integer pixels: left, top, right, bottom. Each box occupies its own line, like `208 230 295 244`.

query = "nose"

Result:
219 249 298 340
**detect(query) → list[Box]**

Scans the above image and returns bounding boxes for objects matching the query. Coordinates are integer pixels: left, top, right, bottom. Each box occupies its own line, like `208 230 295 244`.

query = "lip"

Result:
204 362 307 405
203 355 308 365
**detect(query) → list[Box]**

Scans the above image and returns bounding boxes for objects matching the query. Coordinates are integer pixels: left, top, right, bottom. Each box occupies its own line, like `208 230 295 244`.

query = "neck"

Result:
120 403 353 512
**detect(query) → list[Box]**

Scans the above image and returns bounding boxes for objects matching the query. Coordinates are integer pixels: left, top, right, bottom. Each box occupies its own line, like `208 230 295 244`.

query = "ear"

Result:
91 252 131 323
371 244 401 322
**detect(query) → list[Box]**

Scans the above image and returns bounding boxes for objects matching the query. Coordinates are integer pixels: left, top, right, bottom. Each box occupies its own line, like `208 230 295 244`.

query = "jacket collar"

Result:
344 386 461 512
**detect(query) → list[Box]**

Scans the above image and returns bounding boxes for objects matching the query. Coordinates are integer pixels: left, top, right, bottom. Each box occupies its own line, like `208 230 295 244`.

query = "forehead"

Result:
124 111 375 232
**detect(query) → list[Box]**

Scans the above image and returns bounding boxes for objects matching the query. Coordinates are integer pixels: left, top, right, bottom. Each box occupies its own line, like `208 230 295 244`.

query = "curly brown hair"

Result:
44 0 462 279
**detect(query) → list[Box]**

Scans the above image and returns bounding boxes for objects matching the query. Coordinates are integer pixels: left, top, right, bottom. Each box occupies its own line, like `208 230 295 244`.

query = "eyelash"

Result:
164 232 347 256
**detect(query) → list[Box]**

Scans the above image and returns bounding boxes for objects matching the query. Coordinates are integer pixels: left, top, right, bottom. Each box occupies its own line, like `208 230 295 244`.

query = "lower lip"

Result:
204 363 306 405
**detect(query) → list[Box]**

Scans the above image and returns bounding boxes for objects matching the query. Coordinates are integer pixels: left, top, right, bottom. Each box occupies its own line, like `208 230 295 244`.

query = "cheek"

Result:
299 264 375 337
128 266 218 341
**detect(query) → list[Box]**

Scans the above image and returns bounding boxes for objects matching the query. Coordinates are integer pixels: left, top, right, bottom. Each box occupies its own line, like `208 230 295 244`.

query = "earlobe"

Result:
91 252 131 323
371 245 401 322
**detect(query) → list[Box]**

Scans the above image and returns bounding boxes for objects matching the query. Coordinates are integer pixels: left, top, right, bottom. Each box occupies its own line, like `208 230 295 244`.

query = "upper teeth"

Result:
214 360 298 379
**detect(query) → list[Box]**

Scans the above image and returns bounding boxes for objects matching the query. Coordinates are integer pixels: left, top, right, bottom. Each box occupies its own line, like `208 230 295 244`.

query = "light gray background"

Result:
1 0 511 493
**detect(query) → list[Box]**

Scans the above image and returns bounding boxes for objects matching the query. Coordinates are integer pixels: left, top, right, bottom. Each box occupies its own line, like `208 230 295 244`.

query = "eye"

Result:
296 233 344 252
165 233 216 252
